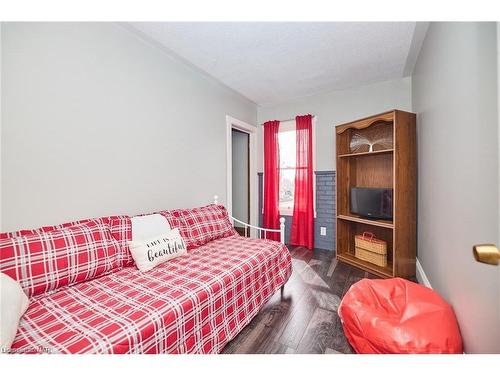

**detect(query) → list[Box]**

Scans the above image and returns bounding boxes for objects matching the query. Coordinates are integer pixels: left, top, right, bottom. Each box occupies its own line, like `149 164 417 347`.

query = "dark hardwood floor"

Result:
221 246 378 354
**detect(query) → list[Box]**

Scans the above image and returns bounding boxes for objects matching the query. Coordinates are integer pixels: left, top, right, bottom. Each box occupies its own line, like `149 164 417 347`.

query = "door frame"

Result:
226 115 258 230
231 128 251 225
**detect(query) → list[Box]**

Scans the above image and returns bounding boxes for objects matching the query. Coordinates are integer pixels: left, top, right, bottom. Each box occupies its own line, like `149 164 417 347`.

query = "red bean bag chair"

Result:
338 278 463 354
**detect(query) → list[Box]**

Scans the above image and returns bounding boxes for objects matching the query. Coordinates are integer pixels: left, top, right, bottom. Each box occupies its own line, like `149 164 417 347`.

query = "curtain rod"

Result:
260 115 315 126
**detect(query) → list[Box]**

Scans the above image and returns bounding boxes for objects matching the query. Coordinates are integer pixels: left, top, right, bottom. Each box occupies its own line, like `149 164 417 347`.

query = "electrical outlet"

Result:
320 227 326 236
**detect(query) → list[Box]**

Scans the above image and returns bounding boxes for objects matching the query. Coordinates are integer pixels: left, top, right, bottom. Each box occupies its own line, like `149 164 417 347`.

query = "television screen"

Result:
350 187 393 220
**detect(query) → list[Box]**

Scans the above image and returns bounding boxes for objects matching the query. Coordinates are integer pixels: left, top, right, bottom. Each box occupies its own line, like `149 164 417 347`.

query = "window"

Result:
278 122 296 214
277 119 316 216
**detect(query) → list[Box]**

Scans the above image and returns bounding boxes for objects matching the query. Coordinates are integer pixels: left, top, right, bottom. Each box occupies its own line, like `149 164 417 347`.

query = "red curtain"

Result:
263 120 281 241
290 114 314 249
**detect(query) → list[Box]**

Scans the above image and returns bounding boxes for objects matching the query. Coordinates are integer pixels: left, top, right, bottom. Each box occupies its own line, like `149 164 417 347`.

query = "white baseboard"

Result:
416 258 432 289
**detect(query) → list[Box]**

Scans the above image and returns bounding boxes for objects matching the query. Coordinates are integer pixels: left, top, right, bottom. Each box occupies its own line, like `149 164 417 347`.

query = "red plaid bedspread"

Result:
9 235 292 354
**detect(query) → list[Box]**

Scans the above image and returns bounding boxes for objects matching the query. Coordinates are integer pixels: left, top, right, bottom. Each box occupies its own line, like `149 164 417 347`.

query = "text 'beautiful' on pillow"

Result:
127 228 187 272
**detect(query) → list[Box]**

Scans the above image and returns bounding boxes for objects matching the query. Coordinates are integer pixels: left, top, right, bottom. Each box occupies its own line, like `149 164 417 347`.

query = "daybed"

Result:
0 200 292 354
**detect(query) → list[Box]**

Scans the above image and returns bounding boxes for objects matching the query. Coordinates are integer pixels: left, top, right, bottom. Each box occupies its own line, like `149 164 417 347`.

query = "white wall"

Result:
257 77 412 171
1 23 256 231
231 130 248 224
413 22 499 353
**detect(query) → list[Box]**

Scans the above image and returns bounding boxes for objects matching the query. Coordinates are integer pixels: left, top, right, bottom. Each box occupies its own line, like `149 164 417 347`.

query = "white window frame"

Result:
271 117 317 217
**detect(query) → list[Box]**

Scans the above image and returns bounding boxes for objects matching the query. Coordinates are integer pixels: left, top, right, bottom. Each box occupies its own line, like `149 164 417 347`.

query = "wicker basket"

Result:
354 232 387 267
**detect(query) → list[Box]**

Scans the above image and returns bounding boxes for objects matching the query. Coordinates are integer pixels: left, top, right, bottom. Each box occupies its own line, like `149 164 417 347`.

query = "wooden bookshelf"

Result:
335 110 416 279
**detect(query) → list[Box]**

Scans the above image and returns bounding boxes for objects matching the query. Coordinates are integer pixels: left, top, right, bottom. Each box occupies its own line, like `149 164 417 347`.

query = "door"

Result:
470 22 500 352
497 23 500 349
413 23 499 353
458 23 500 353
231 128 250 236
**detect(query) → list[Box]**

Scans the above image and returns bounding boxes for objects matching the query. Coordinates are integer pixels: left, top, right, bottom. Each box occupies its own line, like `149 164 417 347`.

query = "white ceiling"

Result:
128 22 427 107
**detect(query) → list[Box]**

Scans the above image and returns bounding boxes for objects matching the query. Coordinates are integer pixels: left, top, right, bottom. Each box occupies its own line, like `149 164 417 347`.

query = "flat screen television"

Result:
350 187 393 220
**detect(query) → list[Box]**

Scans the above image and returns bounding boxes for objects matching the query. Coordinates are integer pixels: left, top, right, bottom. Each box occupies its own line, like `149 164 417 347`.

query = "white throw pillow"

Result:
127 228 187 272
1 273 29 352
131 213 171 241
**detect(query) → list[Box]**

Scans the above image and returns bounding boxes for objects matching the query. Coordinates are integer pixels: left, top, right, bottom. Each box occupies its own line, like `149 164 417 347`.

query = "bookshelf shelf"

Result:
338 149 394 158
337 214 394 229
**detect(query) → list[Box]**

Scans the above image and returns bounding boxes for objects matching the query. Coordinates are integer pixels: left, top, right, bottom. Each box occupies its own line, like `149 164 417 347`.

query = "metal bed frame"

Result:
213 195 287 295
213 195 285 243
